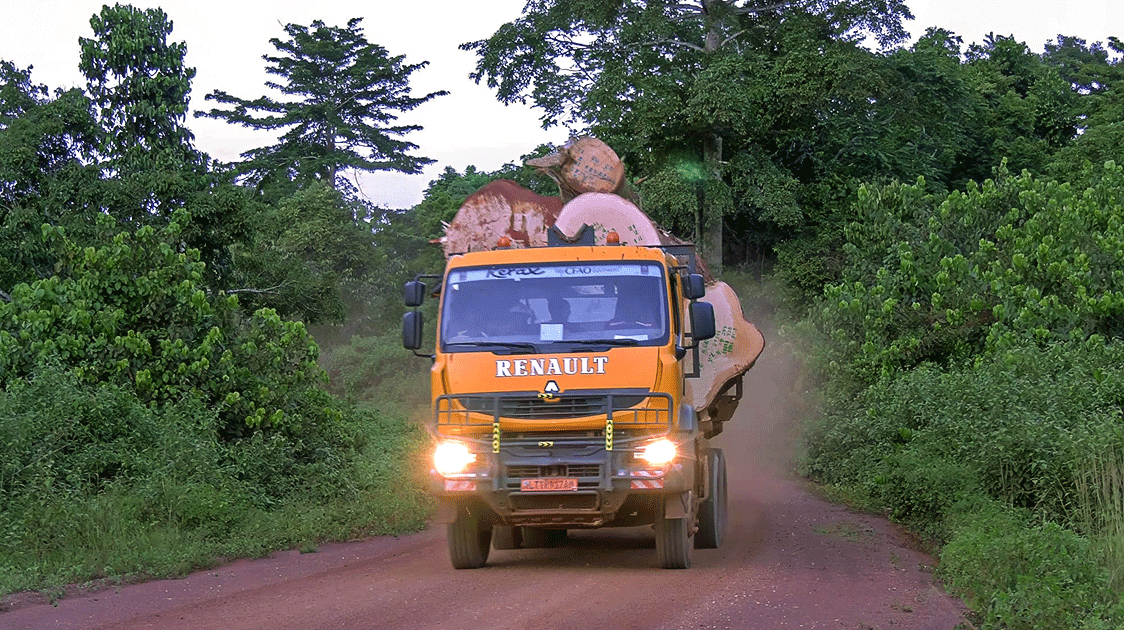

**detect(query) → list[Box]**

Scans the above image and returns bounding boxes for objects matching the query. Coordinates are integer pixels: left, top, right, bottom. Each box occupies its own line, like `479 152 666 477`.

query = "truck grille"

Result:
436 390 672 429
460 395 645 419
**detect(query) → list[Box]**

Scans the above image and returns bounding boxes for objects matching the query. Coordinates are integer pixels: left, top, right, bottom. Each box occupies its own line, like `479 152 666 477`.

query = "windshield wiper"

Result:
445 341 539 352
564 338 641 346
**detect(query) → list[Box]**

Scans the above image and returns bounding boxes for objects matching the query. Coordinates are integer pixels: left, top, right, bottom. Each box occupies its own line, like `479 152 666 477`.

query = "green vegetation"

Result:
0 5 440 598
0 364 430 595
0 214 433 595
798 165 1124 628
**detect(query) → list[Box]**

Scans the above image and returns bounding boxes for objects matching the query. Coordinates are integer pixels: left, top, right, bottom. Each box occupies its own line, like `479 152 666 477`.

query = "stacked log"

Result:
550 193 763 420
526 137 640 205
441 180 563 256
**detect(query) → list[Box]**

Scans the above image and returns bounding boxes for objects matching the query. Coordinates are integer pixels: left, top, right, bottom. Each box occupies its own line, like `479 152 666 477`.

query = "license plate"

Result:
520 477 578 492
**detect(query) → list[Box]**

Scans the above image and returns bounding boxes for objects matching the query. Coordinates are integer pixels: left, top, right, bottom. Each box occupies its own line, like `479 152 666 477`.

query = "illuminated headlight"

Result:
639 438 677 465
434 441 477 475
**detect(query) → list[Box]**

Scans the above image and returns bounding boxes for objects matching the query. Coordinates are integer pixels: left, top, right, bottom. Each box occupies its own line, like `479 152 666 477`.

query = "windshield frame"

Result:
438 259 671 354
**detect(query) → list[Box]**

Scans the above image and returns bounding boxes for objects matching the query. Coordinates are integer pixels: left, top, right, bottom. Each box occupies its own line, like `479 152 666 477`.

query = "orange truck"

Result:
403 140 763 569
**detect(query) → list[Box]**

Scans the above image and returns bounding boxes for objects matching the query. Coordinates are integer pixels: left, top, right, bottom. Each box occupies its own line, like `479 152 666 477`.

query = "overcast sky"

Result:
1 1 1121 209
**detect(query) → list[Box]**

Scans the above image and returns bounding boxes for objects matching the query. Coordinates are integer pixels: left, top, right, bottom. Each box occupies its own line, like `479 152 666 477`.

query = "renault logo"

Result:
539 380 561 401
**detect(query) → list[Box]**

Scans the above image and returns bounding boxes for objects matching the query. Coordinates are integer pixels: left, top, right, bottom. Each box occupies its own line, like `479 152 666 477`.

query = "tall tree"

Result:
0 61 43 122
955 34 1079 180
0 62 99 210
198 18 446 195
79 4 202 190
78 5 257 289
463 0 914 273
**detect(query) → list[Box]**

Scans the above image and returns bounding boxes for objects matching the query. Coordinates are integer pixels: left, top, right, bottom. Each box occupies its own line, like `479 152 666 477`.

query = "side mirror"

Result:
684 274 706 300
402 311 424 350
404 280 426 307
688 301 716 343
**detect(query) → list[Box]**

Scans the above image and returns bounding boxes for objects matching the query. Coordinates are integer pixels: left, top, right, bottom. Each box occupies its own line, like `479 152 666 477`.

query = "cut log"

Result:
441 180 564 256
688 281 765 418
553 193 764 417
527 137 638 204
552 192 713 281
559 137 625 194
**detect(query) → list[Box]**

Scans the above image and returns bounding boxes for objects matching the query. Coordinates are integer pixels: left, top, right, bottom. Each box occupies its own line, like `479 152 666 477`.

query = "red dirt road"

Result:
1 343 969 630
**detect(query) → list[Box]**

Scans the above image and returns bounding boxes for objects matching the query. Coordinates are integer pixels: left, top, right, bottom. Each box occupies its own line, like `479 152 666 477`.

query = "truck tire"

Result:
521 527 567 548
447 501 492 569
492 525 523 550
655 514 692 569
695 448 728 549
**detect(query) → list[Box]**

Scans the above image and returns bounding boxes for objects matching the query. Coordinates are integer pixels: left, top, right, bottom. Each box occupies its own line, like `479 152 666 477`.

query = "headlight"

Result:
639 438 677 465
434 441 476 475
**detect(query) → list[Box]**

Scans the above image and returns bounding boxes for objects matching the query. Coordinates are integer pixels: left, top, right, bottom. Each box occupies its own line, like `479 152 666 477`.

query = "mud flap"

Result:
664 490 693 519
677 405 698 432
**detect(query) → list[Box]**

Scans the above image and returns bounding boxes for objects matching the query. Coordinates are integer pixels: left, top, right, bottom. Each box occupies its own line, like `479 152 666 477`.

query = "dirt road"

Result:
1 342 969 630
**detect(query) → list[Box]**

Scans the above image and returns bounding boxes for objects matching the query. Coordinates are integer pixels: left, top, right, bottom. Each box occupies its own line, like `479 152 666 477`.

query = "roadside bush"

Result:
804 341 1124 525
318 297 438 419
0 212 332 440
321 329 423 405
0 364 428 596
941 499 1124 630
809 161 1124 385
0 367 220 589
873 450 978 539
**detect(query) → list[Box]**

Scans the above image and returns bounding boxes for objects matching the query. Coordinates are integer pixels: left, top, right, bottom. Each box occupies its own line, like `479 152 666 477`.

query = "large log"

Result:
440 180 564 256
689 281 765 428
551 193 764 419
526 137 639 204
551 192 713 282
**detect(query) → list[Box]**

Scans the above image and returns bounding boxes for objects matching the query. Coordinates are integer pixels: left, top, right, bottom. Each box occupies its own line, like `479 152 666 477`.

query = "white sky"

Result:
0 1 1121 209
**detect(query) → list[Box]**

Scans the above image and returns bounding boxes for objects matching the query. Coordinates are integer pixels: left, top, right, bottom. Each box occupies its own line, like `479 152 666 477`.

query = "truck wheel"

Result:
447 502 492 569
655 514 692 569
521 527 567 548
492 525 523 550
695 448 728 549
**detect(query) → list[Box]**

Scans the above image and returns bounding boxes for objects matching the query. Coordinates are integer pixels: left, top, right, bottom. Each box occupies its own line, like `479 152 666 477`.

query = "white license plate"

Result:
520 478 578 492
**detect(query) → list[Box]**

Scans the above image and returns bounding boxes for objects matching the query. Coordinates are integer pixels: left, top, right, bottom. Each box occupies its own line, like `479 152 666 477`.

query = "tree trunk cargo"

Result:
441 180 564 256
526 137 638 203
552 193 763 419
440 151 764 425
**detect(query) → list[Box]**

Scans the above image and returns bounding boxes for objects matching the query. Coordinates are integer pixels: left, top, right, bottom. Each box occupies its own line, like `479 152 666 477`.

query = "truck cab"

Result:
403 236 727 569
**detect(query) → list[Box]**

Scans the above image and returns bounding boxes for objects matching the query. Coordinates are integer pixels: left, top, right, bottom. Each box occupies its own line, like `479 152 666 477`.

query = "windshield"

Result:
440 261 669 351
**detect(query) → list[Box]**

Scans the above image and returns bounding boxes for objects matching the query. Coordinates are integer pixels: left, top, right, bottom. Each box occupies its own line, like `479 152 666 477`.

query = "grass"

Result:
0 370 434 599
1075 446 1124 595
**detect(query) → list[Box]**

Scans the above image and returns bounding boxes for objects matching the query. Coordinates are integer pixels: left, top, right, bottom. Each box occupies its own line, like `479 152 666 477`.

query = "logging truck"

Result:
402 139 763 569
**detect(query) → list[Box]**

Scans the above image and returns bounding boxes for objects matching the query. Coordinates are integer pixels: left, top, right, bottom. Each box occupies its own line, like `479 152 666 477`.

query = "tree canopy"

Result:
198 18 446 195
79 3 200 174
462 1 1121 292
462 0 917 272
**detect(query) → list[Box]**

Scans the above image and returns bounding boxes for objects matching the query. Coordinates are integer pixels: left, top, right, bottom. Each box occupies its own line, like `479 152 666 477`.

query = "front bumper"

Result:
430 434 695 527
